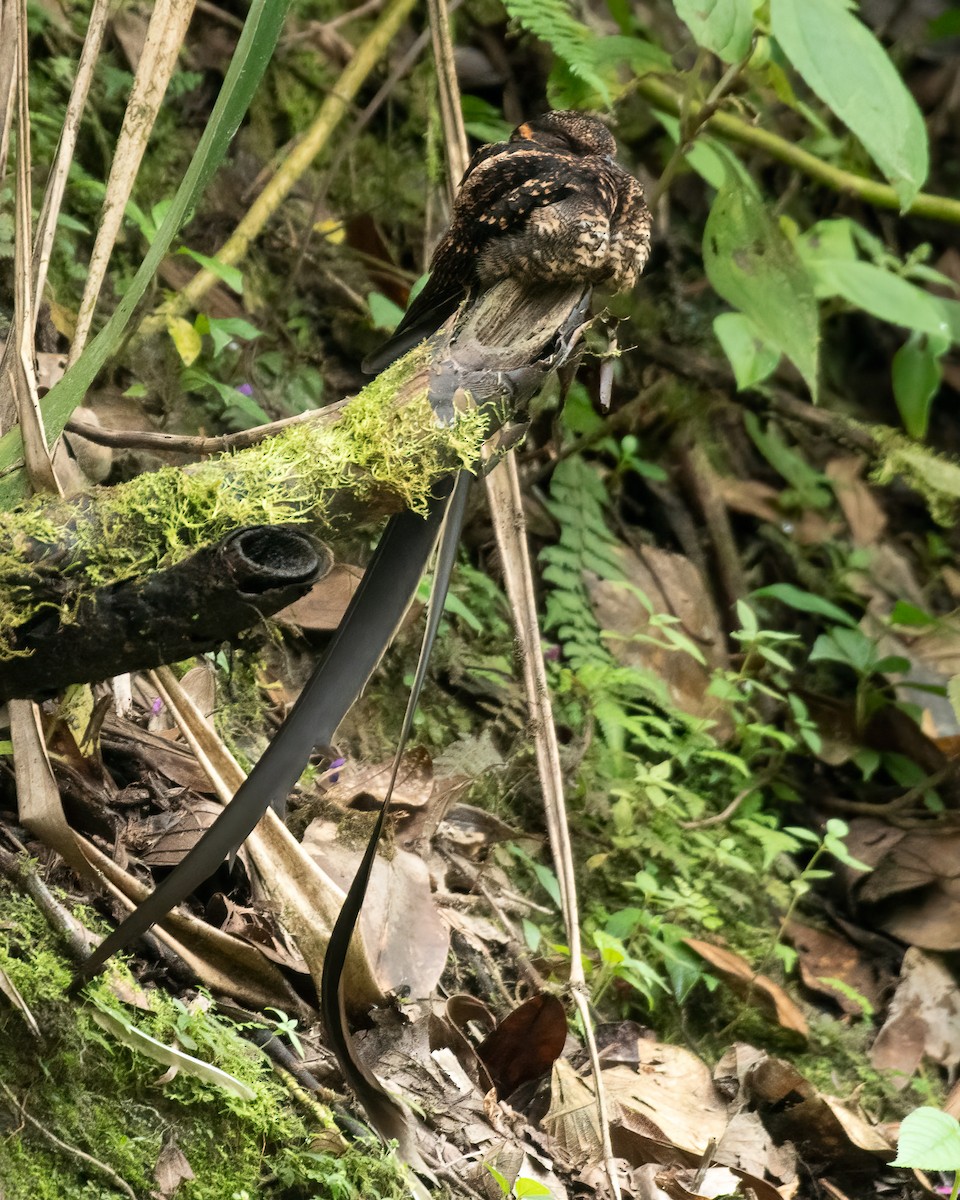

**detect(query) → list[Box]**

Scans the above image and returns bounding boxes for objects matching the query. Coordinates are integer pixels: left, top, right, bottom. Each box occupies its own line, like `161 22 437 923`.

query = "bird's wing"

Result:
363 147 582 375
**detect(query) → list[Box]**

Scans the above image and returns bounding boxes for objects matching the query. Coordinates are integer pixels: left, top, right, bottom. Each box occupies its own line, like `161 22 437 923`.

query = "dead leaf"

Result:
683 939 809 1037
304 819 450 997
477 993 567 1098
825 457 886 546
153 1134 194 1197
870 947 960 1084
784 921 885 1016
588 545 732 736
275 563 363 631
326 747 435 813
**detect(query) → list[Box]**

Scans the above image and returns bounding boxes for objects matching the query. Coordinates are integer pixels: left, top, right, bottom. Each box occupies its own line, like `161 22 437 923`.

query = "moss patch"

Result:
0 883 408 1199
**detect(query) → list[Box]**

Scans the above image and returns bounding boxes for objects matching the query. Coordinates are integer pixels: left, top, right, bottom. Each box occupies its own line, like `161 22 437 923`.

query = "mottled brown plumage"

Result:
363 111 651 373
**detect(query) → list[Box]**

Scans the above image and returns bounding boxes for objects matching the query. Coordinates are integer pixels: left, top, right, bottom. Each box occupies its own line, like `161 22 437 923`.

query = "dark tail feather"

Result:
361 277 465 375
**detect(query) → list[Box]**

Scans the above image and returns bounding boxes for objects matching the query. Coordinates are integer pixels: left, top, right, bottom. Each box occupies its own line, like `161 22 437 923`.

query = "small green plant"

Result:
264 1007 305 1059
486 1162 553 1198
892 1107 960 1200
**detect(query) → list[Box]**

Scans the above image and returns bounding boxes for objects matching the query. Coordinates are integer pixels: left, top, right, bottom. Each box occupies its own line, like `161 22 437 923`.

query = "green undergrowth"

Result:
0 362 487 658
0 885 407 1200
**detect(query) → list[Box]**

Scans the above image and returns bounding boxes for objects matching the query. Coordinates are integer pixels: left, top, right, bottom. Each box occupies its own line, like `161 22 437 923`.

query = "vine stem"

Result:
638 74 960 225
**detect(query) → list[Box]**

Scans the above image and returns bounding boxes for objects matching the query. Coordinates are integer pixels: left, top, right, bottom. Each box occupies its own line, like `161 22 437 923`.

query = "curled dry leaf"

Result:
476 993 568 1098
682 939 809 1038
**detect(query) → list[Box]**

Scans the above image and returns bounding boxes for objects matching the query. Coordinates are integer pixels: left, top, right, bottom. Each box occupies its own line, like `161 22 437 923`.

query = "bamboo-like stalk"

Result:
157 0 417 323
68 0 198 364
31 0 112 328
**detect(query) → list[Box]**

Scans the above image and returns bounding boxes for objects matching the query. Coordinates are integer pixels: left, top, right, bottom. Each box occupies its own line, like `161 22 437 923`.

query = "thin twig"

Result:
65 397 344 454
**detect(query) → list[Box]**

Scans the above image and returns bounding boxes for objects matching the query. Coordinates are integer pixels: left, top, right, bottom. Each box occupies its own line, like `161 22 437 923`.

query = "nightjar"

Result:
363 110 651 374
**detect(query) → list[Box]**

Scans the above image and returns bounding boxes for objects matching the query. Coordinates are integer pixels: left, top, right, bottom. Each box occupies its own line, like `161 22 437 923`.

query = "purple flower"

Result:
236 383 253 396
151 697 163 715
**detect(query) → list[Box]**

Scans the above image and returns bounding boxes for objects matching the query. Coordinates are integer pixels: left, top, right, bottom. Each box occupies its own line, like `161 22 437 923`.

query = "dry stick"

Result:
88 2 200 343
424 4 622 1195
66 398 342 454
0 1083 138 1200
31 0 111 327
637 73 960 225
0 0 17 181
68 0 199 365
2 0 59 490
155 0 418 324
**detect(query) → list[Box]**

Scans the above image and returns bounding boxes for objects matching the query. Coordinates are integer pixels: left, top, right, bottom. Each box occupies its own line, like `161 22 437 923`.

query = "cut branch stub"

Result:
0 526 330 700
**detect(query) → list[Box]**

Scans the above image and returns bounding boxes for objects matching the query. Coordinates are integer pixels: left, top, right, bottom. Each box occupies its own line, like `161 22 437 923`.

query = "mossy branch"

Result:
0 279 590 694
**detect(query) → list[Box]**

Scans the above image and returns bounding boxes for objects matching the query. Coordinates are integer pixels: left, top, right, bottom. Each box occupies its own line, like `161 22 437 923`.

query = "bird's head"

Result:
510 110 616 159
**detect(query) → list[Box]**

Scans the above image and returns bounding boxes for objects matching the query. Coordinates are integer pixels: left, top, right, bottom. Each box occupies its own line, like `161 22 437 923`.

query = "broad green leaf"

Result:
809 260 951 339
713 312 780 389
892 334 943 439
892 1107 960 1170
770 0 929 209
367 290 405 332
672 0 756 61
704 182 819 398
514 1179 553 1198
166 316 202 366
657 113 755 191
753 583 858 628
889 600 934 627
809 627 877 673
0 0 293 503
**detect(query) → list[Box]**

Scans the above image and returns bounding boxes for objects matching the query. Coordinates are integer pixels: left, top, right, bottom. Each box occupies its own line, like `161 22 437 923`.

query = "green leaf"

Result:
809 627 877 673
178 247 244 293
753 582 858 628
889 600 934 627
713 312 781 389
808 260 950 339
514 1179 553 1198
197 315 262 357
367 290 405 332
485 1165 511 1197
891 1107 960 1170
892 334 943 440
704 182 819 398
770 0 929 209
672 0 757 61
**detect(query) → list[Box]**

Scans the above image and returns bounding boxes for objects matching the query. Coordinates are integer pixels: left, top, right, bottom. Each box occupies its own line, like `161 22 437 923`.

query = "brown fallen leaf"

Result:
870 947 960 1085
683 939 809 1038
275 563 363 631
477 993 567 1098
784 920 885 1017
825 457 886 546
587 544 732 737
303 818 450 998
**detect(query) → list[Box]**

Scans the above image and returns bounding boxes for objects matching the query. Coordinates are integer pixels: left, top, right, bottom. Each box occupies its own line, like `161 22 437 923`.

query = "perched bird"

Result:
363 109 651 374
